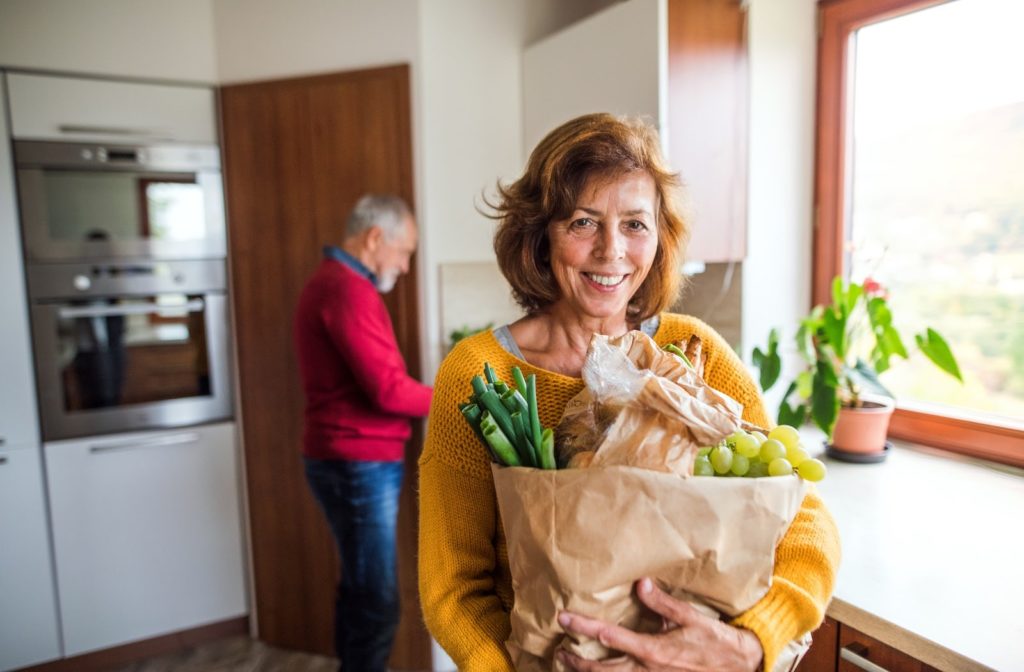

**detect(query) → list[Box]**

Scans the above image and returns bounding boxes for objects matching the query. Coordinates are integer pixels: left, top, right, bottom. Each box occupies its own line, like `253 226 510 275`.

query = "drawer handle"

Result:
840 645 891 672
89 432 199 454
57 124 168 138
0 456 7 465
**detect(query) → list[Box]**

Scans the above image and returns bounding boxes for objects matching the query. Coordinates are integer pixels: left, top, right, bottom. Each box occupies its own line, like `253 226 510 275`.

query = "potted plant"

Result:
752 276 963 460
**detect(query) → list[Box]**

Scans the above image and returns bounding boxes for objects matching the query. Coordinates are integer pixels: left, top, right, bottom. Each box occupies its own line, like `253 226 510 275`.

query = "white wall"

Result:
212 0 419 84
415 0 532 385
742 0 818 415
416 0 621 383
522 0 663 157
0 0 217 82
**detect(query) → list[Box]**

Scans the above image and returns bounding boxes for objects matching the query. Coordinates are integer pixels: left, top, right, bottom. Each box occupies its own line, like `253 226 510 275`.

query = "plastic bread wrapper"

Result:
556 331 745 474
495 331 810 671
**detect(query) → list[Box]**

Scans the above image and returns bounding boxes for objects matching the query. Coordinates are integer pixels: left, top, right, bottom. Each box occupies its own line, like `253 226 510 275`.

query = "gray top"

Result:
492 315 661 361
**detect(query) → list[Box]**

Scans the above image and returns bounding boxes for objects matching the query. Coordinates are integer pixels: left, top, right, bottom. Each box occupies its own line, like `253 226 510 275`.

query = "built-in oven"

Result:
14 140 225 263
26 259 232 441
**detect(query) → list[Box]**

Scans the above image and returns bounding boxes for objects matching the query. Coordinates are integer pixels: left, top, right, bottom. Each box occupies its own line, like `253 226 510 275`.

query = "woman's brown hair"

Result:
490 113 689 321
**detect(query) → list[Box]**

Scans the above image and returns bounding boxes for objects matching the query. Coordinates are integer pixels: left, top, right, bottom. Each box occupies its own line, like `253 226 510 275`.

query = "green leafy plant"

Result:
449 323 494 346
752 276 963 438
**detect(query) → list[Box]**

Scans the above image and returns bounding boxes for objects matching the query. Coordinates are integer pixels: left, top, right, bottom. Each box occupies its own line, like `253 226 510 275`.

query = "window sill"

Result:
810 434 1023 671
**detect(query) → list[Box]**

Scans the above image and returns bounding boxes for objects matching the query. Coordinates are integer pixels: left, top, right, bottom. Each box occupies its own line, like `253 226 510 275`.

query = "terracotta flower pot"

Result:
829 396 895 455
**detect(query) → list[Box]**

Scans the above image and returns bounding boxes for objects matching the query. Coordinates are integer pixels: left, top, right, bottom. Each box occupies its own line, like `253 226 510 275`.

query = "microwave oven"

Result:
14 140 226 263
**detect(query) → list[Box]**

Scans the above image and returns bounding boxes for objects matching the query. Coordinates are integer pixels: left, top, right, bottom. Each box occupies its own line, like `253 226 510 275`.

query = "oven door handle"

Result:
58 298 205 319
89 432 200 454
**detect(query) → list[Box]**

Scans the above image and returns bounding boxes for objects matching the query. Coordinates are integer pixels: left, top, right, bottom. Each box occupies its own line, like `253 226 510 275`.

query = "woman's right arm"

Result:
418 349 515 672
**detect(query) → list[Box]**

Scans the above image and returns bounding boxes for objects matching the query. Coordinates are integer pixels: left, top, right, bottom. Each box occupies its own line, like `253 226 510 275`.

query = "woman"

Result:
418 113 840 672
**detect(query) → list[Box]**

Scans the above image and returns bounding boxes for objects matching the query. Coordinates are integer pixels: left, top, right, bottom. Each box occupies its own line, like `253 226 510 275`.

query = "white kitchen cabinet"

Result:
0 444 62 671
0 73 41 448
6 72 217 144
523 0 749 263
0 75 61 671
44 422 247 656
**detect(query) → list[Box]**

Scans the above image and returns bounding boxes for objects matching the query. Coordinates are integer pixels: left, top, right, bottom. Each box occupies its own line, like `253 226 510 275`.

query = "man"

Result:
293 194 432 672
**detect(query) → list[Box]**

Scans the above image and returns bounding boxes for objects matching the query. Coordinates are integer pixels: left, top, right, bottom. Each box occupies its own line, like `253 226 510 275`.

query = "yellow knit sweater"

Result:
418 313 840 671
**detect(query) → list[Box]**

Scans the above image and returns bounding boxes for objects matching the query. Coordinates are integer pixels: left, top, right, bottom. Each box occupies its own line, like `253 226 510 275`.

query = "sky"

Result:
853 0 1024 138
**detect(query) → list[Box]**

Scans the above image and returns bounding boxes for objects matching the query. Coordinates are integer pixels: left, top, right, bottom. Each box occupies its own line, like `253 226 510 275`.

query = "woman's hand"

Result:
556 578 763 672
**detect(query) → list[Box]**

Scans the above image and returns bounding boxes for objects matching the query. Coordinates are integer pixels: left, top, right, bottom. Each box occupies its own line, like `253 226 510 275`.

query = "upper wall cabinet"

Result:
523 0 748 263
6 72 217 144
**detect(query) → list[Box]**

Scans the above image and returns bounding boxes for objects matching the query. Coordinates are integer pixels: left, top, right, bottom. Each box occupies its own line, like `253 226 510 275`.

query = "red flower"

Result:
863 277 887 298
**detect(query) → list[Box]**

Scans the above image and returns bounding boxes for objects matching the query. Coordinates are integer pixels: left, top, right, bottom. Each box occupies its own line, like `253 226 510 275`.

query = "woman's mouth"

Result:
583 272 627 290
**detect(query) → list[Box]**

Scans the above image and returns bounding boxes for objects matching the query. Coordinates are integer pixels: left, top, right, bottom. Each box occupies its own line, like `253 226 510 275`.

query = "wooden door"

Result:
220 65 430 669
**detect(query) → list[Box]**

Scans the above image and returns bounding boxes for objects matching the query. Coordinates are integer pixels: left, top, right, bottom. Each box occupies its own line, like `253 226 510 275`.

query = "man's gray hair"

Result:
345 194 411 240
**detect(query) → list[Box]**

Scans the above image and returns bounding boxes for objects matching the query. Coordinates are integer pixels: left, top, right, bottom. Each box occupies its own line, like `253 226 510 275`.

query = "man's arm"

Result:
320 283 432 417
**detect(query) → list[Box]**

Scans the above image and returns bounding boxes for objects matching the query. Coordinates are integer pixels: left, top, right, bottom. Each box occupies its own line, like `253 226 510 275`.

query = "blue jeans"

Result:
304 457 403 672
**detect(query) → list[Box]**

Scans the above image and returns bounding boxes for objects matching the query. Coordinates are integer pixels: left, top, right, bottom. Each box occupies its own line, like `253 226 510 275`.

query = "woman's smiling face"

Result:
547 170 659 323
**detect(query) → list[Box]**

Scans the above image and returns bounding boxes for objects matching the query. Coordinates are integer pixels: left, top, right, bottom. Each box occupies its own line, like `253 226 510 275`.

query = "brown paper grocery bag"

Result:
493 463 808 670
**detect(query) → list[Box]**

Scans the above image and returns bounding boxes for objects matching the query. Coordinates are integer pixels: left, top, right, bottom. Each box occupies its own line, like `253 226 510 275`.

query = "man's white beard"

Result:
375 270 398 294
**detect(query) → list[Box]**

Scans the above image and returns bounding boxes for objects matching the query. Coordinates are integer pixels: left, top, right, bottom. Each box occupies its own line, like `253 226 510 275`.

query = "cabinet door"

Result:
0 73 41 447
839 624 940 672
666 0 748 263
45 422 247 656
0 445 62 671
796 616 838 671
7 72 217 144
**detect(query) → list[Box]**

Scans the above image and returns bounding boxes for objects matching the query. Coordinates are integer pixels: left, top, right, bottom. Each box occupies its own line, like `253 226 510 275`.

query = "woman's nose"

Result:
594 225 625 260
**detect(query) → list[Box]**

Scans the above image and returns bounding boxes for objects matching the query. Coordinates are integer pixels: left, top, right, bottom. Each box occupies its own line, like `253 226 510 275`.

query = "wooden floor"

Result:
110 636 338 672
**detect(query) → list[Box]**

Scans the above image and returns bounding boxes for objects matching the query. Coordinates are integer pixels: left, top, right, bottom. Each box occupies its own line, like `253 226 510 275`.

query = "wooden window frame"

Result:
814 0 1024 467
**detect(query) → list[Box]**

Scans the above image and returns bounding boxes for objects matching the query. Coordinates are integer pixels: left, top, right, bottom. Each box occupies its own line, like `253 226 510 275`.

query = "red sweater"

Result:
293 259 432 461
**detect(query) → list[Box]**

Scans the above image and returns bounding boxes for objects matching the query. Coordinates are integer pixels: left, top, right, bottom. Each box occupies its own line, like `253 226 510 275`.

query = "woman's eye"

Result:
568 217 596 232
625 220 649 232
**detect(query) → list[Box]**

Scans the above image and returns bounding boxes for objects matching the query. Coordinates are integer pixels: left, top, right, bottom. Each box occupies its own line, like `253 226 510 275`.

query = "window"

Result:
816 0 1024 466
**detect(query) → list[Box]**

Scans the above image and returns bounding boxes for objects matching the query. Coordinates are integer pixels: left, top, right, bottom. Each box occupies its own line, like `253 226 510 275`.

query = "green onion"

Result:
480 412 521 466
511 411 537 467
539 427 556 470
478 388 515 445
471 375 488 398
461 403 497 461
662 343 693 368
512 366 528 396
527 374 545 467
500 388 529 416
460 363 556 469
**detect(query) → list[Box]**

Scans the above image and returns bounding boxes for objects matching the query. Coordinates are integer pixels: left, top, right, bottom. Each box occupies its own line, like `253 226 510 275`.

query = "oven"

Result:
26 260 232 441
14 140 225 263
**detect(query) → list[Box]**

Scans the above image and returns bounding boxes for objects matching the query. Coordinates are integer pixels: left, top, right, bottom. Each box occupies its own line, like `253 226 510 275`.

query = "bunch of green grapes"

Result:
693 424 827 482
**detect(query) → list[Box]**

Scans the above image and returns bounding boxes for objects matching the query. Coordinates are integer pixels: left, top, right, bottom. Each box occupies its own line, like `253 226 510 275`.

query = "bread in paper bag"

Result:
556 331 743 474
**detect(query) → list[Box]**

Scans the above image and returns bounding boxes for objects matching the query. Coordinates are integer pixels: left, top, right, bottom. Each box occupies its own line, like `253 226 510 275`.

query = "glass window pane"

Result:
57 294 212 411
848 0 1024 425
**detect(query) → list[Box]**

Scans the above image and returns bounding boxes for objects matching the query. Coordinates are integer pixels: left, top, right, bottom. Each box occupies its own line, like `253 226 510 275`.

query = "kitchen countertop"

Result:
811 436 1024 672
